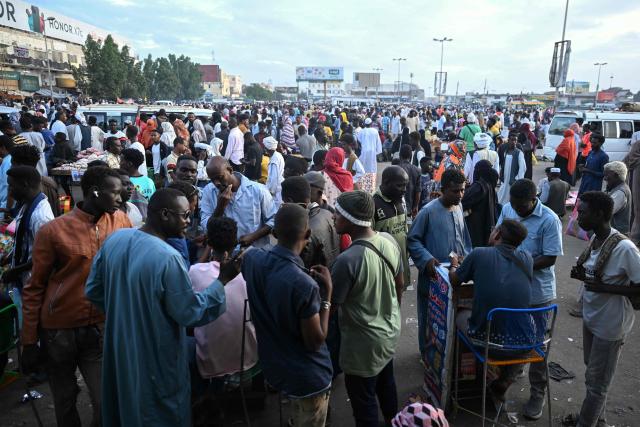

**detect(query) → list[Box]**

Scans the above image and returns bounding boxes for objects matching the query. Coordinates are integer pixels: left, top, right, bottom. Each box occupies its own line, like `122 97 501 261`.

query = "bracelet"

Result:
320 301 331 311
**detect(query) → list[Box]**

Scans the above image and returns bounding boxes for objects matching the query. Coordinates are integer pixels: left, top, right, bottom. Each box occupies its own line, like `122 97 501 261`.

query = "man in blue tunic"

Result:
578 132 609 195
86 188 241 427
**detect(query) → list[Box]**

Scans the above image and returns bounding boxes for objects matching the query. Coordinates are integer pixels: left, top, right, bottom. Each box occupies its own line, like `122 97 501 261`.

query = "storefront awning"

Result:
34 89 68 99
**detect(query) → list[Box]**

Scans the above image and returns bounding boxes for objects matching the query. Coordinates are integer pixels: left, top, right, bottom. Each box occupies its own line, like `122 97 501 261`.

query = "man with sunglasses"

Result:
86 188 241 427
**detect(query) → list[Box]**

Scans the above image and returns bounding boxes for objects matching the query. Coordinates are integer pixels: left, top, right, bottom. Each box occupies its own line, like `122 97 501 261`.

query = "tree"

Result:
168 54 203 100
153 57 180 100
244 84 274 101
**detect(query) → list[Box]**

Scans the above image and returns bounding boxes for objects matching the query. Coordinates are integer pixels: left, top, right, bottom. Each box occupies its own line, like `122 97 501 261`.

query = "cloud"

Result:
37 0 640 93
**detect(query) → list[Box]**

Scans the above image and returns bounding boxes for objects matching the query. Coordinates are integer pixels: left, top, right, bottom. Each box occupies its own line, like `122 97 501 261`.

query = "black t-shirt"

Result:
244 142 263 181
398 160 421 211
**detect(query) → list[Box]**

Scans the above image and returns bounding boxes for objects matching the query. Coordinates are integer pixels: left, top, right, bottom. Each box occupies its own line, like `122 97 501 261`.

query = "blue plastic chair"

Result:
452 305 558 427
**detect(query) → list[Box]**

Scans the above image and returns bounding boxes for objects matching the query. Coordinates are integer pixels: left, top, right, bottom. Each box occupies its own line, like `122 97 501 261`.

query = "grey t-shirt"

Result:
583 230 640 340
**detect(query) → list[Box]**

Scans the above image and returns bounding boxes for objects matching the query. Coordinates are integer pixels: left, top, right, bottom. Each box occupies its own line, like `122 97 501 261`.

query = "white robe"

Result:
357 127 382 173
464 149 500 183
497 150 526 205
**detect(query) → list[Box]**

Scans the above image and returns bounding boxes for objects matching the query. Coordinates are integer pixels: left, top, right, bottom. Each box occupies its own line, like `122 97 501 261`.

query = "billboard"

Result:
353 72 380 88
0 0 130 47
566 80 590 94
549 40 571 88
296 67 344 82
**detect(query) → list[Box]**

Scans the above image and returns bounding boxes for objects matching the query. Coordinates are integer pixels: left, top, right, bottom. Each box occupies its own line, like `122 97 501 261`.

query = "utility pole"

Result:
483 78 487 95
433 37 452 99
409 72 413 101
455 81 459 104
392 58 406 102
553 0 570 110
594 62 607 106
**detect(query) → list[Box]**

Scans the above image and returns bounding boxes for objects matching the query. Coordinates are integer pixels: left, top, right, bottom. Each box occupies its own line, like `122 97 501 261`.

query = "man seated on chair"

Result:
449 219 533 402
188 216 258 381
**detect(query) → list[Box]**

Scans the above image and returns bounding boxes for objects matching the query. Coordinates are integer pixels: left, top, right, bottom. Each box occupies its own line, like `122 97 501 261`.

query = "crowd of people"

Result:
0 98 638 427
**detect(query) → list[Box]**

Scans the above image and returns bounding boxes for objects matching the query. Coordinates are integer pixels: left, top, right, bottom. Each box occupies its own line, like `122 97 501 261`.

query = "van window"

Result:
548 116 576 136
619 122 633 139
603 121 618 139
634 121 640 133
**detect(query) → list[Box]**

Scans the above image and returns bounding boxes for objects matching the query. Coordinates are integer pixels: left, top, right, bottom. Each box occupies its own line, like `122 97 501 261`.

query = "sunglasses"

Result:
164 209 191 219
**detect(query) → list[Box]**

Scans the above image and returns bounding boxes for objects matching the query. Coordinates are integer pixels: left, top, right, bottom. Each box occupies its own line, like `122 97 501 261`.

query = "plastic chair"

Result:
452 305 558 427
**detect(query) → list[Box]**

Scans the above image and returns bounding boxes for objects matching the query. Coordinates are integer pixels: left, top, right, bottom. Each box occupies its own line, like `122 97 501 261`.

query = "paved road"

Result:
1 160 638 426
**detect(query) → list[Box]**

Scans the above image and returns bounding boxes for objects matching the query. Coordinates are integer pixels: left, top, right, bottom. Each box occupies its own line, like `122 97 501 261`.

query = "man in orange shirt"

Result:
21 166 132 427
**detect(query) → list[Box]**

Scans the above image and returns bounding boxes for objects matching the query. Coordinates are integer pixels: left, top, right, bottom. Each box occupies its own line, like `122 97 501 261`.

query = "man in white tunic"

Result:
464 132 500 183
498 130 527 205
356 118 382 193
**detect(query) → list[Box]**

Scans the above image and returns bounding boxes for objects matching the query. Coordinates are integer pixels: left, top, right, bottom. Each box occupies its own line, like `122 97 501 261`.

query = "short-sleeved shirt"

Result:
498 200 563 305
455 245 533 340
130 175 156 201
331 232 402 377
242 245 332 397
582 230 640 341
200 173 277 248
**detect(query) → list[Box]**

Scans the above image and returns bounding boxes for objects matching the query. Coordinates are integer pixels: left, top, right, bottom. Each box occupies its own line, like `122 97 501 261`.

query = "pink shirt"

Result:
189 261 258 378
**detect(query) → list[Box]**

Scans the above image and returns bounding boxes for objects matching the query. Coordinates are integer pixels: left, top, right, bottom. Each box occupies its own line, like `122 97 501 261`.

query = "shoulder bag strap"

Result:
351 239 396 277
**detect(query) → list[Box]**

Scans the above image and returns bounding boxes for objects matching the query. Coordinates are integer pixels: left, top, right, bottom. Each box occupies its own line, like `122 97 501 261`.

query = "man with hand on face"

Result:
86 188 237 427
201 156 277 248
408 169 472 358
21 166 131 427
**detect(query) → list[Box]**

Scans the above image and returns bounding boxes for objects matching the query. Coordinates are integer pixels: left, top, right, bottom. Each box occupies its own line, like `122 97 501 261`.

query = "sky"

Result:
34 0 640 94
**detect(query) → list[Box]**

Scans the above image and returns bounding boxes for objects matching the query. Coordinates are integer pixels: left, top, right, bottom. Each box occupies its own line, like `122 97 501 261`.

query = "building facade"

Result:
0 0 129 98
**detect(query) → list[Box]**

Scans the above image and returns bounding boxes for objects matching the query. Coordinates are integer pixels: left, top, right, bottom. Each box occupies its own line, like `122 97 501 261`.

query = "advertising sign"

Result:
0 0 129 47
296 66 344 82
19 74 39 91
423 265 456 409
566 80 590 94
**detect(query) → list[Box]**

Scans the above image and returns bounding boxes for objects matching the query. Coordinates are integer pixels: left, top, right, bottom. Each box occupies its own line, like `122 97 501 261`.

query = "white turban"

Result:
263 136 278 150
473 132 492 149
467 113 477 124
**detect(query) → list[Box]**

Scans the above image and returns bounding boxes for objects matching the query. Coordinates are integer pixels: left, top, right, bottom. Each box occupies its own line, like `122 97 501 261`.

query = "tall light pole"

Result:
373 67 383 101
433 37 452 99
43 16 56 99
609 75 614 89
594 62 607 106
392 58 406 102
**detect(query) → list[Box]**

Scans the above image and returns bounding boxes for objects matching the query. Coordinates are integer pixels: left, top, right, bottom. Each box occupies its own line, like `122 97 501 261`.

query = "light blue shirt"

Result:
408 198 472 294
497 199 563 305
200 173 277 247
0 154 12 209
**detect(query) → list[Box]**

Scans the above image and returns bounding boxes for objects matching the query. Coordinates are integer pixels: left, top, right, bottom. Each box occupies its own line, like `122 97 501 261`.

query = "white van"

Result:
543 111 640 161
77 104 213 129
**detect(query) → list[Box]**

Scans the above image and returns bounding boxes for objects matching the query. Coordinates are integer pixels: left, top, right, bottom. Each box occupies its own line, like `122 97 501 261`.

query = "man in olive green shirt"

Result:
331 190 403 426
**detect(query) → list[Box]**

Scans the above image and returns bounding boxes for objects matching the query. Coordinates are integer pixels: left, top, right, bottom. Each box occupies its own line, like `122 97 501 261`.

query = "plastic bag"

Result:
566 200 589 241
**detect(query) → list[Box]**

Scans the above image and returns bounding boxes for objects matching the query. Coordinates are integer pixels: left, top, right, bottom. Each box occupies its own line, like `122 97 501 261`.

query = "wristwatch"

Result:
320 301 331 311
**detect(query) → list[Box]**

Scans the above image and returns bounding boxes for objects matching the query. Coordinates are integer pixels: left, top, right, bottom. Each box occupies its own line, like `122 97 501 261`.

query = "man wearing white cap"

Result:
264 136 284 207
463 132 499 183
356 117 382 193
459 113 481 154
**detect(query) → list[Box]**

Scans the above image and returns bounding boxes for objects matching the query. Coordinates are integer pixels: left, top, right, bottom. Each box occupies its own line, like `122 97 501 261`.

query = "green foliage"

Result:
77 35 203 101
244 84 274 101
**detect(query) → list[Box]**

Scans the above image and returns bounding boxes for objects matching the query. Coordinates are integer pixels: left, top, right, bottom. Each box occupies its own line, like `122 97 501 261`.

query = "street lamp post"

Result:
433 37 452 99
43 16 56 100
392 58 406 102
609 75 614 89
594 62 607 106
553 0 570 110
373 67 383 102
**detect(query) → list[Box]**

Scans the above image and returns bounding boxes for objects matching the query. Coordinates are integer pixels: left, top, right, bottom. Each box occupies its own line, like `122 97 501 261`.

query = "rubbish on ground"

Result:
549 361 576 382
20 390 43 403
405 317 418 325
507 412 518 424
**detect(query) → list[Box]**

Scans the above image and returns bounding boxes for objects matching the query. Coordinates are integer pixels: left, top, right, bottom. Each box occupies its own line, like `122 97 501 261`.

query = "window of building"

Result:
68 54 78 63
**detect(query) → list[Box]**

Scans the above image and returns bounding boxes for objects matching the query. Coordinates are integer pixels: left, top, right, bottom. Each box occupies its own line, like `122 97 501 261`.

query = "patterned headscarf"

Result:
391 403 450 427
